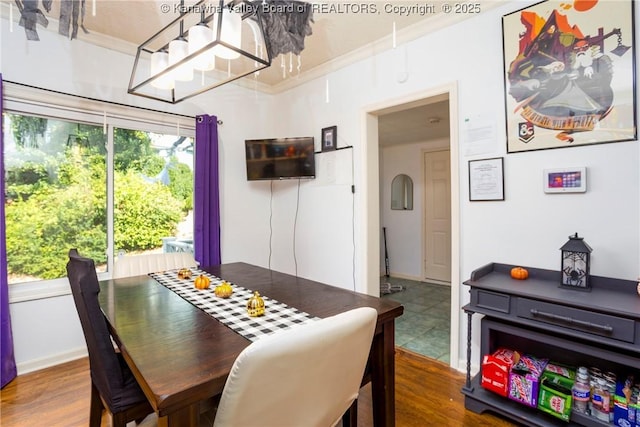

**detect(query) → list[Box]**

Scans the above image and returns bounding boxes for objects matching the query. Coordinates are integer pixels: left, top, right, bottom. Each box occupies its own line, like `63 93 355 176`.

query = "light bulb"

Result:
150 51 174 90
189 24 216 71
212 7 242 60
169 38 194 82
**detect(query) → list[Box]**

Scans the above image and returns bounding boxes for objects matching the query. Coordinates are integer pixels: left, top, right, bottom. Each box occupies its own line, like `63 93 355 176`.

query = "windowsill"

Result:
9 278 72 303
8 271 111 303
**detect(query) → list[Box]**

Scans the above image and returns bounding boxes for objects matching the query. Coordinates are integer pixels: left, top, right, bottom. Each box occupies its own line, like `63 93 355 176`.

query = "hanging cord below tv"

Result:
293 178 302 278
268 180 274 270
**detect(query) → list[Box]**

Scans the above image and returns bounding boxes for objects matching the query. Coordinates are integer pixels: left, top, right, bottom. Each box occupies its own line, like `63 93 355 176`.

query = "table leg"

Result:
156 403 199 427
370 320 396 427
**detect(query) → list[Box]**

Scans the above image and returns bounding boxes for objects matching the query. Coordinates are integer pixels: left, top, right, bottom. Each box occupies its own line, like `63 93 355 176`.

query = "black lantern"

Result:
560 233 592 291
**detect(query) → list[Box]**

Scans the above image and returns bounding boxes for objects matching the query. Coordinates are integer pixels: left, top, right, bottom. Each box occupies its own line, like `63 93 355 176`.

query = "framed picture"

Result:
543 167 587 193
468 157 505 201
321 126 337 151
502 1 636 153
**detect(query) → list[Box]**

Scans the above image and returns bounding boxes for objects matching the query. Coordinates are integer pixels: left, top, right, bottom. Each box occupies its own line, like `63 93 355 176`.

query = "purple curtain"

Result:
194 115 221 267
1 74 17 388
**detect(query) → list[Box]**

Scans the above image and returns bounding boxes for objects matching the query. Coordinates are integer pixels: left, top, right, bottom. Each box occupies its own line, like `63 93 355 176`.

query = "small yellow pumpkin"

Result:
194 274 211 290
510 267 529 280
177 268 192 279
214 281 234 298
246 291 265 317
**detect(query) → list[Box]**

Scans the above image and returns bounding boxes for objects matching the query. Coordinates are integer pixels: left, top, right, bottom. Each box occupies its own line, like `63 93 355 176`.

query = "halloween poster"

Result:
502 0 636 153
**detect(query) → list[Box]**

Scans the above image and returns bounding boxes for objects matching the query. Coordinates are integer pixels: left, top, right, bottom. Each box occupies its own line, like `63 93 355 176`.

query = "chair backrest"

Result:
66 249 131 412
112 252 198 278
212 307 378 427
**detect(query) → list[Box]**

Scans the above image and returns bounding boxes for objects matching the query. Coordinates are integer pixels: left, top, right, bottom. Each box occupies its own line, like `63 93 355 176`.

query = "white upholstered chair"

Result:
112 252 198 279
211 306 378 427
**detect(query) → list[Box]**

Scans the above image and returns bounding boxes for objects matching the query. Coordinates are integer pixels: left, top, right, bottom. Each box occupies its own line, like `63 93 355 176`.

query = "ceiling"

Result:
73 0 439 87
32 0 497 145
378 100 450 146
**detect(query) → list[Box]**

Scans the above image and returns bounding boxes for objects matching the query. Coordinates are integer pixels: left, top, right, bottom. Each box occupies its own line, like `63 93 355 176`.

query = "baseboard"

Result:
424 278 452 286
17 347 88 375
381 271 451 286
452 356 480 377
380 271 422 282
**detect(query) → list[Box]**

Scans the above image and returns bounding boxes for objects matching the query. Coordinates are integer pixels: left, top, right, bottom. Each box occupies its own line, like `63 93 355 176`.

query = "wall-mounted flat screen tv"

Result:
245 137 316 181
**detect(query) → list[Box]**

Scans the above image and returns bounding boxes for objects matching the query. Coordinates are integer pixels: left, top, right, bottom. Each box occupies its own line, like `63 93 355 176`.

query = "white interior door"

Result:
423 149 451 283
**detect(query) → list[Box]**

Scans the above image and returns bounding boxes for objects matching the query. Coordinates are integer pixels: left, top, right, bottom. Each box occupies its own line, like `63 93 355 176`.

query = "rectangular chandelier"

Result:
128 0 271 104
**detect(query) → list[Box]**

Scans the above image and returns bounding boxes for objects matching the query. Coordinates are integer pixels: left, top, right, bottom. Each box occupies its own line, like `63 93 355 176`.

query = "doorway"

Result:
362 83 460 368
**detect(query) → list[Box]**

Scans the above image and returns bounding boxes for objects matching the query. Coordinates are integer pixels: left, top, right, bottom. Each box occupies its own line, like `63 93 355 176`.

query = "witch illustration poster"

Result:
502 0 636 153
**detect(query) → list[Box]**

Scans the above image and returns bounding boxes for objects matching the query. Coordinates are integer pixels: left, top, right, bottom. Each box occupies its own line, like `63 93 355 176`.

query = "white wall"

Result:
9 295 86 373
257 0 640 371
3 1 639 374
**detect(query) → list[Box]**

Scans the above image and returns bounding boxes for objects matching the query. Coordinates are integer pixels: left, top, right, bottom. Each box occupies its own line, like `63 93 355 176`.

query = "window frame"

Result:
3 85 195 303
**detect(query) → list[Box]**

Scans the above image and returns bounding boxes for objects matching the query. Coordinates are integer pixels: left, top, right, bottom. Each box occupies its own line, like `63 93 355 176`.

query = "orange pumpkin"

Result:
194 274 211 289
510 267 529 280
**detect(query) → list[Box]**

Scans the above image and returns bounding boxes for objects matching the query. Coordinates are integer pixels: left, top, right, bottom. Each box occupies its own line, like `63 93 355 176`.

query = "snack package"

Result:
537 363 576 421
508 354 549 408
481 348 520 397
614 375 639 427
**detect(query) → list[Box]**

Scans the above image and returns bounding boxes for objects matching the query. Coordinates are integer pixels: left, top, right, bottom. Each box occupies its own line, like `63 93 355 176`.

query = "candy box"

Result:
481 348 520 396
614 397 639 427
508 354 549 408
614 375 639 427
537 364 575 421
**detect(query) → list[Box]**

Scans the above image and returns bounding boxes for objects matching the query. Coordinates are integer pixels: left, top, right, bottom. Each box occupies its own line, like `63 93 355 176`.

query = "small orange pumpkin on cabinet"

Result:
194 274 211 289
510 267 529 280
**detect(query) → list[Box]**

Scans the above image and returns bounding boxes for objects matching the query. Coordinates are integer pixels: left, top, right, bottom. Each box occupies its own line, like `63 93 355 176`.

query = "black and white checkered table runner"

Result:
149 268 319 341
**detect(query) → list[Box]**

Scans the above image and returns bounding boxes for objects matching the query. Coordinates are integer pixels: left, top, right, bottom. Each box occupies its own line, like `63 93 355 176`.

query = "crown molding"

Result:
266 1 504 93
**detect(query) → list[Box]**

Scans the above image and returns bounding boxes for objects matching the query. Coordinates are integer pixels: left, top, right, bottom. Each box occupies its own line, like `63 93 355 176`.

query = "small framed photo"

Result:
468 157 505 201
321 126 337 152
543 167 587 193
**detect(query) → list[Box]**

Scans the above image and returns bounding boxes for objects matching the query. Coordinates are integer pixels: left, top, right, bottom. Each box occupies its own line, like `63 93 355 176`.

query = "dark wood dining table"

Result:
98 262 404 427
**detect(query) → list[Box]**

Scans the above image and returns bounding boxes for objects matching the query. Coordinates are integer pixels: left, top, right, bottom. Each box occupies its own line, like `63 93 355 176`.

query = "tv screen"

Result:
245 137 316 181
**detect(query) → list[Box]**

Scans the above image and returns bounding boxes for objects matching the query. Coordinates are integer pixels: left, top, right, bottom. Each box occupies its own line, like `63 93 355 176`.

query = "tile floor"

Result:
380 276 451 363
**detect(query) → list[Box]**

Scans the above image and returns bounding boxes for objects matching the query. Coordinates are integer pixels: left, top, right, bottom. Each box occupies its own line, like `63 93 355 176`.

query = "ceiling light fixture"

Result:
169 27 194 82
189 15 216 71
212 5 243 60
128 0 271 104
150 50 175 90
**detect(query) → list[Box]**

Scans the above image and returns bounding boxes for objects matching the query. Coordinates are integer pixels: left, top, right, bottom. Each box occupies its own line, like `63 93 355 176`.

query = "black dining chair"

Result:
66 249 154 427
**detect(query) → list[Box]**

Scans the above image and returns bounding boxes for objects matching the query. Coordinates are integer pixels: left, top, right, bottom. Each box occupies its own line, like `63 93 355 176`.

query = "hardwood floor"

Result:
0 348 517 427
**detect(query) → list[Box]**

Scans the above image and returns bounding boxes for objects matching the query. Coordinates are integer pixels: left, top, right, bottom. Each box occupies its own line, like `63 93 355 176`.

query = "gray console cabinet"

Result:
461 263 640 427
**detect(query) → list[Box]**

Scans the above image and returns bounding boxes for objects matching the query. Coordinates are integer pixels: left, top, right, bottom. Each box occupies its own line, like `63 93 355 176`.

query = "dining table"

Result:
98 262 404 427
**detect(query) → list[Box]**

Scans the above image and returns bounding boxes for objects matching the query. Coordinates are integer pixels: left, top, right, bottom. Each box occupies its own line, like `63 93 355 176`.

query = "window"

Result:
113 127 194 258
3 95 194 297
4 114 108 282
